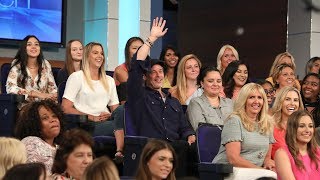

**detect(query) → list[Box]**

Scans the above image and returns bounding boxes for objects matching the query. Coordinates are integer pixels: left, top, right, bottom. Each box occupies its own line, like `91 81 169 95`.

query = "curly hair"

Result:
14 99 64 144
10 35 45 88
51 128 94 174
285 110 320 170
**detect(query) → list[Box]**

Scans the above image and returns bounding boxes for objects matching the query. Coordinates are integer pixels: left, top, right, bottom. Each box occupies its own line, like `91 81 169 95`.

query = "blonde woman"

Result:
216 44 239 75
270 86 304 159
213 83 276 179
0 137 27 179
169 54 202 105
62 42 119 136
266 52 300 90
83 156 120 180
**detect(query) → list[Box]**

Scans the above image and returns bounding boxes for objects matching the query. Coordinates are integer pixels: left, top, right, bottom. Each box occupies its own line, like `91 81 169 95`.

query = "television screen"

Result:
0 0 65 47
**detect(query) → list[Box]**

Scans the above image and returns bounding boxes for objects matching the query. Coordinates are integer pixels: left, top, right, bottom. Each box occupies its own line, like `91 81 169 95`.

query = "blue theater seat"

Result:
1 63 11 94
0 94 24 136
123 103 148 176
196 123 233 180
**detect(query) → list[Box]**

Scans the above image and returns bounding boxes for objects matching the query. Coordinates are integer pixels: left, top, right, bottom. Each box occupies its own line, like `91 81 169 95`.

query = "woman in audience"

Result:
57 39 83 85
15 99 63 174
257 80 276 108
52 129 94 180
82 156 120 180
136 139 177 180
3 163 47 180
169 54 202 105
271 63 298 93
270 86 304 158
0 137 27 179
213 83 276 179
266 52 300 90
216 44 239 75
113 37 144 85
305 56 320 75
159 45 180 89
187 67 233 130
6 35 57 109
275 110 320 180
222 60 249 100
301 73 320 127
61 42 119 136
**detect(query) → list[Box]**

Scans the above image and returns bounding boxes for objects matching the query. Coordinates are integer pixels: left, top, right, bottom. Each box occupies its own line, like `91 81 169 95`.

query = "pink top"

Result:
113 63 128 86
278 146 320 180
271 126 286 159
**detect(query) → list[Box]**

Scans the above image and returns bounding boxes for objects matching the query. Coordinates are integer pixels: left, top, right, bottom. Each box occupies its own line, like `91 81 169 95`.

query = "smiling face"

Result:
296 115 314 145
262 82 275 106
164 49 179 68
129 40 143 59
88 45 104 69
310 59 320 74
281 90 300 119
302 75 320 102
147 149 173 180
70 41 83 61
221 48 237 70
201 71 222 97
146 64 164 91
233 64 248 87
39 106 60 143
276 67 295 88
245 89 264 120
184 58 200 81
26 37 40 58
66 144 93 180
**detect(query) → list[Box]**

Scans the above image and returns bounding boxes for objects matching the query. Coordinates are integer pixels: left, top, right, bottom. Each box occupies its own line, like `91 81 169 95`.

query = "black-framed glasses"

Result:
264 89 275 95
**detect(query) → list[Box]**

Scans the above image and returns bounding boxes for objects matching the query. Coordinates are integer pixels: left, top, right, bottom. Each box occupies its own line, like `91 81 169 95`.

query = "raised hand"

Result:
150 17 168 39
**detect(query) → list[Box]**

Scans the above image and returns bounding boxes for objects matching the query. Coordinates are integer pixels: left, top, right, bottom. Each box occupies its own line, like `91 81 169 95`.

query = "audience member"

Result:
52 129 94 180
61 42 119 136
136 139 177 180
257 80 276 108
187 67 233 130
266 52 300 90
270 86 304 158
127 17 196 177
2 163 47 180
82 156 120 180
271 63 298 93
275 110 320 180
169 54 202 105
159 45 180 88
15 99 63 174
113 37 144 85
57 39 83 85
301 73 320 127
213 83 276 179
305 56 320 75
222 60 249 100
216 44 239 75
6 35 57 109
0 137 27 179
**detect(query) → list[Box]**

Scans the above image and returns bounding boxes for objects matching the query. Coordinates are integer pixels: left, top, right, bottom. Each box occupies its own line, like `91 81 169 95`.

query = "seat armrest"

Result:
198 162 233 180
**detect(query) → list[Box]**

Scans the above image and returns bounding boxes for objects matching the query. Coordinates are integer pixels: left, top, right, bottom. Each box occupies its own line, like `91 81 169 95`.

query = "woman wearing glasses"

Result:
258 80 275 108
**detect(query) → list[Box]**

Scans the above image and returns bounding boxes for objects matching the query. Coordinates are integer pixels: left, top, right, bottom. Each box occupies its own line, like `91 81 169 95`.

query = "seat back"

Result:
58 81 66 104
197 123 223 162
51 67 61 86
1 63 11 94
124 103 137 136
106 70 114 77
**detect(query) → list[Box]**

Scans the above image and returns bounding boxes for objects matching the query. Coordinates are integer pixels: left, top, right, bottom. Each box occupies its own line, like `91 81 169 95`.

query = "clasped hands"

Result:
88 112 111 122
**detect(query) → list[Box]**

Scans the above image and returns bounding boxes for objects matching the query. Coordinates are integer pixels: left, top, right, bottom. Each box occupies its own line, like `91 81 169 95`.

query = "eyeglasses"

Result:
264 89 275 95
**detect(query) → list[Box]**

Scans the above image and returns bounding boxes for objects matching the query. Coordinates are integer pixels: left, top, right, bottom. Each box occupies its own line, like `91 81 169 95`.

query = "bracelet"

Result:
145 37 153 48
116 150 123 153
144 42 151 48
